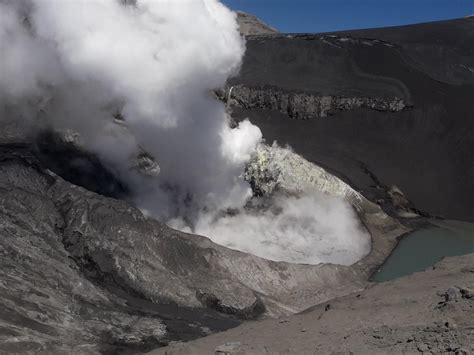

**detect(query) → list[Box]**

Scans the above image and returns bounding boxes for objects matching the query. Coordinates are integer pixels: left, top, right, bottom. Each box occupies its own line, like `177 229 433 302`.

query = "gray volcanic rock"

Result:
0 131 407 352
218 84 407 119
236 11 277 36
244 143 373 213
152 252 474 354
0 150 241 353
227 18 474 222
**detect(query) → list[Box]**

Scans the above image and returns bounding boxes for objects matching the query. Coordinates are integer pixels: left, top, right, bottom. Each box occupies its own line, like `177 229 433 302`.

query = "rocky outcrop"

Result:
236 11 278 36
219 85 407 119
0 127 232 353
244 143 369 211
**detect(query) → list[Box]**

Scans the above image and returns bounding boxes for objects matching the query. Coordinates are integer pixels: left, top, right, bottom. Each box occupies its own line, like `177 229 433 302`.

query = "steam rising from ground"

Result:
194 191 370 265
0 0 370 265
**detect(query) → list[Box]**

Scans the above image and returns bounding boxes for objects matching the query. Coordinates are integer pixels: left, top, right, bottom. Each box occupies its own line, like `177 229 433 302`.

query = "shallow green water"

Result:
372 220 474 282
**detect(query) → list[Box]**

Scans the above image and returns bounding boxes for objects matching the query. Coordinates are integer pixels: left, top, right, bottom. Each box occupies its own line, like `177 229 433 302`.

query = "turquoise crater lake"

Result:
372 220 474 282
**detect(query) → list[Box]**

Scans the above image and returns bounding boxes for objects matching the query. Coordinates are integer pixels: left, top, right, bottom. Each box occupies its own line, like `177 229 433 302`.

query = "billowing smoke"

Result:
0 0 370 265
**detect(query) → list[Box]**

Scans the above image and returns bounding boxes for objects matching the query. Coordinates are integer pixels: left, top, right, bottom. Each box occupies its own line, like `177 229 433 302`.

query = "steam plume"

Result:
0 0 370 265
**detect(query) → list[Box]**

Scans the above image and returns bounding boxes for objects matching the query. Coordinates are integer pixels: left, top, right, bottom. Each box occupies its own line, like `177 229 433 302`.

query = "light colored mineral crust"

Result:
245 143 365 211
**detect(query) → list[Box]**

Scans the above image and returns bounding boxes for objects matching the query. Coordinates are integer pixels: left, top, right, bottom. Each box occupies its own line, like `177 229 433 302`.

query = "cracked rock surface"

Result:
0 151 241 354
219 84 407 119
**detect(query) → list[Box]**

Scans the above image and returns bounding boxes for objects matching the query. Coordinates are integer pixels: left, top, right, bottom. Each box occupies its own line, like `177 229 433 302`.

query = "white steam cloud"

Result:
0 0 370 265
194 190 370 265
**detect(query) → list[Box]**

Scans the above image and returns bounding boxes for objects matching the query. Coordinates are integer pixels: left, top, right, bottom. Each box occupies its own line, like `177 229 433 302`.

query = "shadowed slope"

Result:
228 18 474 222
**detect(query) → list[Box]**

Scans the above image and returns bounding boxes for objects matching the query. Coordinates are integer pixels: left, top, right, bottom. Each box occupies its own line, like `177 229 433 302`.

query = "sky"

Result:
223 0 474 33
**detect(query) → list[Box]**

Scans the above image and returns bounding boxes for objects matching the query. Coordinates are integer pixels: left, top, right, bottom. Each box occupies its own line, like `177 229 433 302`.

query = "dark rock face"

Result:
35 130 130 199
218 85 407 120
229 18 474 222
